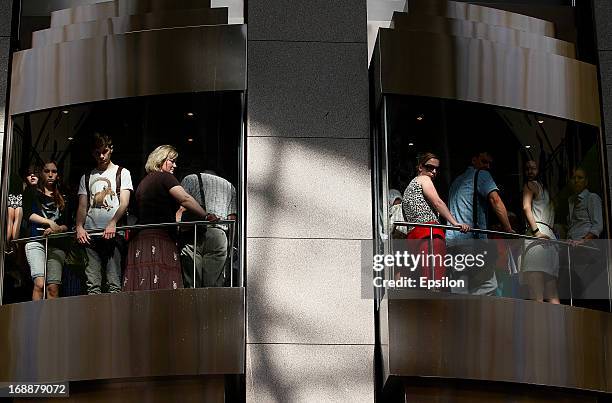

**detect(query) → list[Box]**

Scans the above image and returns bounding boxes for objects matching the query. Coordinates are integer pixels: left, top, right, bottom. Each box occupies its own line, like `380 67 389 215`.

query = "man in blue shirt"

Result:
447 151 514 295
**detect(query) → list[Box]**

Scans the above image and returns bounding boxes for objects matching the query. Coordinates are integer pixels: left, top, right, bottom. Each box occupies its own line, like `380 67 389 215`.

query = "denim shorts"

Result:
25 241 66 284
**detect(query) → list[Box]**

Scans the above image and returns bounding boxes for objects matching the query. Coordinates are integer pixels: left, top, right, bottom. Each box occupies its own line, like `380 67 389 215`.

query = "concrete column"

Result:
245 1 374 401
594 0 612 202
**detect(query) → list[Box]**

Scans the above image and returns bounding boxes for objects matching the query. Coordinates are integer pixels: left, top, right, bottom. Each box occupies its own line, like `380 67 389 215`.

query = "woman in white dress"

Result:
521 160 560 303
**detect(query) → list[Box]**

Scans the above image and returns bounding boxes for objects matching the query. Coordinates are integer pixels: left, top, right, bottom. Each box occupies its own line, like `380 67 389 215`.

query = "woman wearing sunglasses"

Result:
402 152 470 284
23 161 70 300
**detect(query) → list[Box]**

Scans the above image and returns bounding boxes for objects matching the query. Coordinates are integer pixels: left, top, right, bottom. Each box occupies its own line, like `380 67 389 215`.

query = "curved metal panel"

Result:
383 290 612 393
33 8 229 48
9 24 247 115
50 0 213 28
0 288 245 382
390 12 575 58
406 0 555 37
376 29 600 127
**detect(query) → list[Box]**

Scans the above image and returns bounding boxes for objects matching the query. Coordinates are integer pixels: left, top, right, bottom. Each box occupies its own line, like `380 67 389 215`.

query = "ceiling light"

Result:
408 142 415 146
186 112 194 117
537 119 544 124
525 145 531 149
68 137 74 141
187 138 194 142
416 114 424 121
62 110 69 114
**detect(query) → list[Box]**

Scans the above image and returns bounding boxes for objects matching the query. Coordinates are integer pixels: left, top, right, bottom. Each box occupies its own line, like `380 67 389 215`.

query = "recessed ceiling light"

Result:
525 145 531 149
62 110 69 114
68 137 74 141
537 119 544 124
416 114 424 121
187 138 194 142
408 142 415 146
186 112 194 117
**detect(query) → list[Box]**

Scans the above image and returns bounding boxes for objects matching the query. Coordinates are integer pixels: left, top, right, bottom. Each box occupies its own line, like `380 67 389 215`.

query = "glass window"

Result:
3 92 244 303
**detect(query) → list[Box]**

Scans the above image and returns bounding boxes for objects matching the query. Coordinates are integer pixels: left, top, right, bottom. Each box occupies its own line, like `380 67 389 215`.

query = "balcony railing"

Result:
388 221 609 307
7 220 239 300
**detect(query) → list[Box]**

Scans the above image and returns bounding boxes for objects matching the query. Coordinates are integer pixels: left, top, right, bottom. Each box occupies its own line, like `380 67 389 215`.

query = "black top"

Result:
135 171 181 225
22 187 70 237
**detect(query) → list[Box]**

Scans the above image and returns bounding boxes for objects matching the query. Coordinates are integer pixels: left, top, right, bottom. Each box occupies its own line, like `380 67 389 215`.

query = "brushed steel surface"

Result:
374 29 600 127
33 8 229 48
20 376 226 403
0 288 245 382
390 12 575 58
403 382 597 402
383 289 612 393
50 0 213 28
9 24 247 115
406 0 555 37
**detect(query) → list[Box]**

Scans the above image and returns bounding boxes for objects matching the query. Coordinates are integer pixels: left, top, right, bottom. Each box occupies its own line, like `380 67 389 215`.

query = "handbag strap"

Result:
472 169 481 238
197 173 207 212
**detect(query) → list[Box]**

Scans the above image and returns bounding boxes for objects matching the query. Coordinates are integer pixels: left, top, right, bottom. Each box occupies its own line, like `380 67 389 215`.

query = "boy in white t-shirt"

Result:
76 133 133 294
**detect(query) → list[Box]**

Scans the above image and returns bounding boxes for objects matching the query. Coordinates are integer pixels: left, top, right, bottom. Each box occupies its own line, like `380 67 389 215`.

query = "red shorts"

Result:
407 222 446 282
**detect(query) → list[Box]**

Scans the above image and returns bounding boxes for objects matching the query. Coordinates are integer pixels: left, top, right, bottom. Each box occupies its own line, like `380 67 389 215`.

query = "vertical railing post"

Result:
192 223 197 289
429 226 434 285
43 237 49 300
567 244 573 307
229 221 235 287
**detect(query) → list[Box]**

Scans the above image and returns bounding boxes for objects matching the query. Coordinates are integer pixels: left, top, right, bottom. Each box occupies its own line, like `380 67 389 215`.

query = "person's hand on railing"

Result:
43 222 67 237
47 219 61 233
535 232 550 240
205 213 220 222
457 223 471 233
103 220 117 239
76 225 91 244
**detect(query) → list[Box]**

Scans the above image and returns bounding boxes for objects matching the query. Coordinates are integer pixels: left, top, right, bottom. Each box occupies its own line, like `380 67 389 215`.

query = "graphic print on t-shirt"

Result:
90 177 116 211
78 165 133 230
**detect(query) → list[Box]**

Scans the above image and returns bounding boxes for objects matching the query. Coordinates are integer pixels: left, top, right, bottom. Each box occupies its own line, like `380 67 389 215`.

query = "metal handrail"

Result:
393 221 599 249
392 221 606 306
11 219 239 299
10 219 236 244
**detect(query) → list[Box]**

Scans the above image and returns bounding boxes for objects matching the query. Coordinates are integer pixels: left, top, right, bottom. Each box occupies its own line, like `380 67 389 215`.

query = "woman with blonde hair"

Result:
123 145 209 291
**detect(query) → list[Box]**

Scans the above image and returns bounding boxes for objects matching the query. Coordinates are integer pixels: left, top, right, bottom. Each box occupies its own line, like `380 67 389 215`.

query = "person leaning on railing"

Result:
122 145 209 292
23 161 70 300
402 152 470 283
520 160 560 304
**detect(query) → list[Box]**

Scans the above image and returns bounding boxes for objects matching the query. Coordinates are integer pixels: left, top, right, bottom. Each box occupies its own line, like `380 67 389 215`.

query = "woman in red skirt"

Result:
123 145 209 291
402 152 470 284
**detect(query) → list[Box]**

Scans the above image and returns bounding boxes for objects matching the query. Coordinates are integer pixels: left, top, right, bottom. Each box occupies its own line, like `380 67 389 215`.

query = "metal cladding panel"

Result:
0 288 245 382
406 0 555 37
50 0 214 28
9 24 247 115
390 12 575 58
384 290 612 393
33 8 229 48
377 29 600 127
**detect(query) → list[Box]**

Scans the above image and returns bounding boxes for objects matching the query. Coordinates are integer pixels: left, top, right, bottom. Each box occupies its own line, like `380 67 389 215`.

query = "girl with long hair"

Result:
23 161 69 300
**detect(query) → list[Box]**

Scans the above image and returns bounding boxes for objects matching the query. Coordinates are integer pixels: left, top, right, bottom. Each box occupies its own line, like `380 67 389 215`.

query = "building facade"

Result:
0 0 611 402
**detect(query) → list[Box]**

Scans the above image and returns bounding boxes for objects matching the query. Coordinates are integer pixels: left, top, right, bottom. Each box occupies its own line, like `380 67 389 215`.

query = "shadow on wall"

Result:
245 124 374 401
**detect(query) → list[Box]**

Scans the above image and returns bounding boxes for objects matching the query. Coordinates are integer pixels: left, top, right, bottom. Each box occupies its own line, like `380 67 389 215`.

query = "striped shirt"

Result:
181 173 237 220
